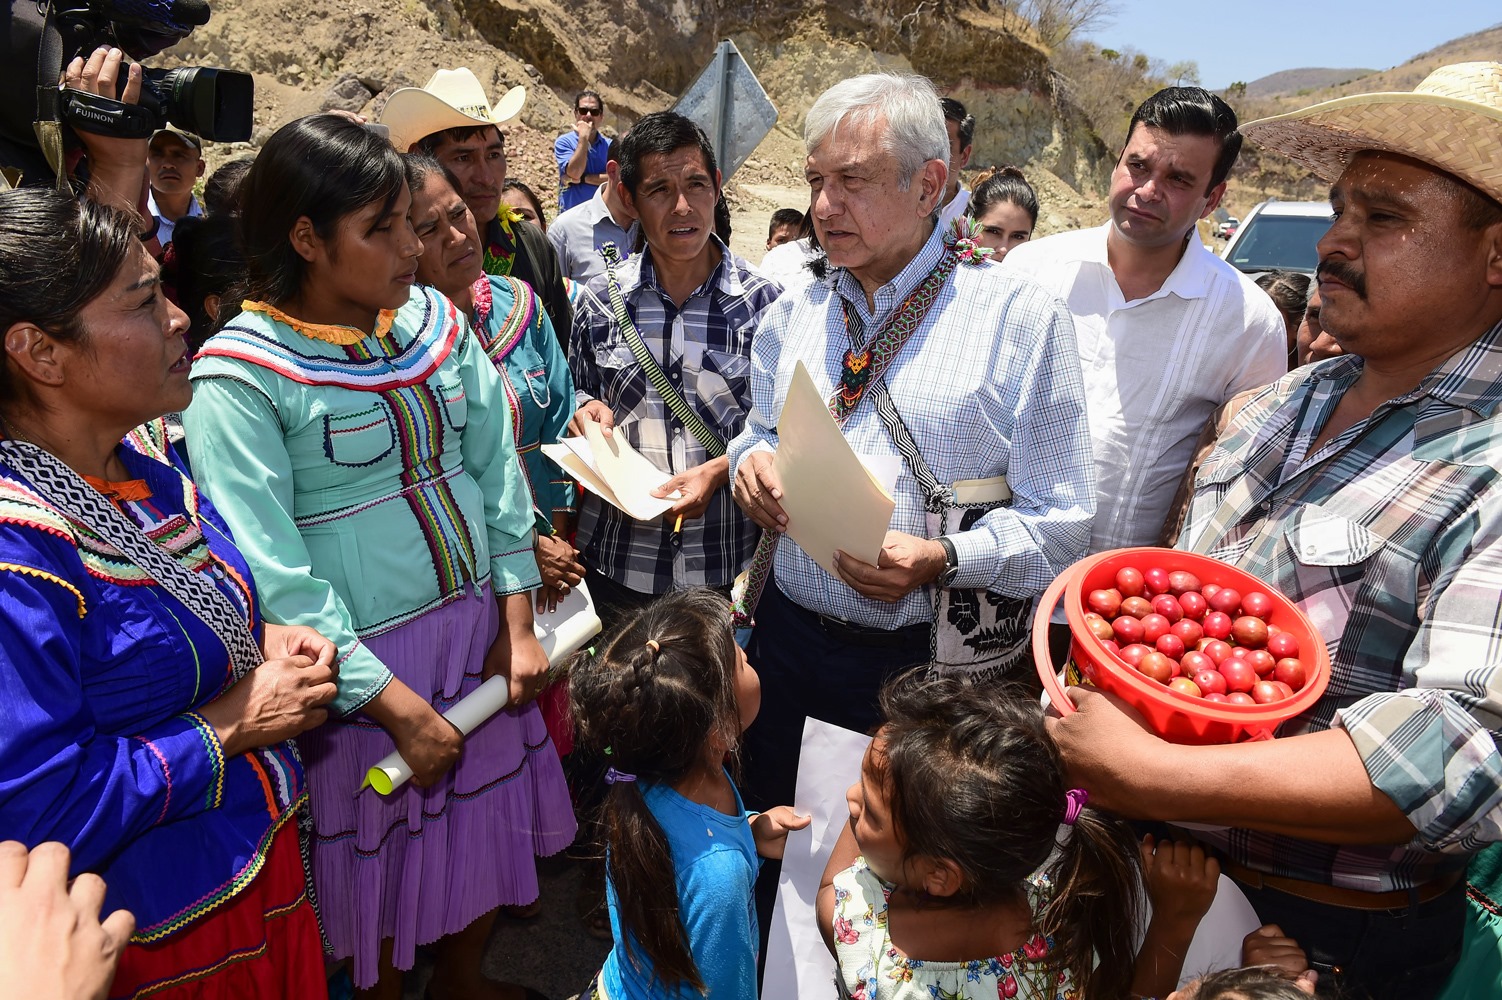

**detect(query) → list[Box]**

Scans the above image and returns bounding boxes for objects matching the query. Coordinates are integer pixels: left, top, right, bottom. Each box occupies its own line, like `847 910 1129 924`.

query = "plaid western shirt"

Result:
1180 320 1502 891
568 239 781 594
727 224 1096 628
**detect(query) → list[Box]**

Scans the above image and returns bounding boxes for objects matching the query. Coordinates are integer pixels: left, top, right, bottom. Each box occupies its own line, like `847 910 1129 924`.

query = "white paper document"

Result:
773 362 896 575
362 581 602 795
542 421 678 521
764 718 869 1000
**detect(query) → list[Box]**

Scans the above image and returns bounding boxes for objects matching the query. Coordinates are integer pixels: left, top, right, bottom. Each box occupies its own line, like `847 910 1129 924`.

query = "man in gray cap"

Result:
146 127 204 245
1049 63 1502 1000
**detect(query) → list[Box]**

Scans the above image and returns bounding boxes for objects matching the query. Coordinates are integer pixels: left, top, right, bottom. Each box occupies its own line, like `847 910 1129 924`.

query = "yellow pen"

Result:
673 514 685 535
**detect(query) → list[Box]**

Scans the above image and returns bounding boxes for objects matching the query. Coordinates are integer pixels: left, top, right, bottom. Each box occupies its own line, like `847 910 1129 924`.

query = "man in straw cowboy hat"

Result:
381 67 572 344
1048 62 1502 999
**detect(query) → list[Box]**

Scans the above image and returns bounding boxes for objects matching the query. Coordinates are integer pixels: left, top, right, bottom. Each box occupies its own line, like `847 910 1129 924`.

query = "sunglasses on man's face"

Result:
577 106 603 116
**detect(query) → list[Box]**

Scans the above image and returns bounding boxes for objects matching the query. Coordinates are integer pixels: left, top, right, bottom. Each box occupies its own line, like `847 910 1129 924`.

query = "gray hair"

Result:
804 73 949 191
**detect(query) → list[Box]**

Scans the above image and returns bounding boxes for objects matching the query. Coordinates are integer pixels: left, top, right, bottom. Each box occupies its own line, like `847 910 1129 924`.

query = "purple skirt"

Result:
297 588 577 987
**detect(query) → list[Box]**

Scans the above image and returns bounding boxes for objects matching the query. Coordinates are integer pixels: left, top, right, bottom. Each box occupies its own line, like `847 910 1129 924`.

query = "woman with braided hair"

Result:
568 589 807 999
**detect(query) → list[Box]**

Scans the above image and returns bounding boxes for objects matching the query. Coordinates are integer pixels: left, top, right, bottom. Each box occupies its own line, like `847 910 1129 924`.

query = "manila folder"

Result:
772 361 895 576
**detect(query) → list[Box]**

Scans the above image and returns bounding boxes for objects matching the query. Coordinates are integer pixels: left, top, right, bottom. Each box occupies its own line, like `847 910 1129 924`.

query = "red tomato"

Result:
1232 616 1269 648
1087 616 1116 642
1179 650 1214 675
1140 613 1171 644
1246 649 1277 677
1242 591 1275 619
1169 676 1202 698
1170 619 1204 647
1201 583 1222 600
1151 594 1184 623
1087 588 1122 618
1267 632 1302 660
1138 652 1174 684
1273 657 1306 690
1155 633 1186 660
1226 692 1256 706
1178 591 1208 621
1143 567 1171 597
1115 567 1145 598
1203 692 1229 703
1168 570 1203 596
1112 615 1145 646
1202 612 1233 640
1119 643 1152 666
1201 639 1233 665
1120 596 1154 619
1270 680 1296 700
1266 622 1283 637
1219 658 1257 694
1099 639 1121 656
1192 668 1228 696
1207 587 1242 616
1251 680 1283 705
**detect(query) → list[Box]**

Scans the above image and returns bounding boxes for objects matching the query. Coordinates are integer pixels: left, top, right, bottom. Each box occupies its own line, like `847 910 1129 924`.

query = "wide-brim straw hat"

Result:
1242 61 1502 205
379 68 527 152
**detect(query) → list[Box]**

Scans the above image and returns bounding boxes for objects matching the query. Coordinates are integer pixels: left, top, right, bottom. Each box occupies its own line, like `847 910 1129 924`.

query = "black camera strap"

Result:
33 0 71 190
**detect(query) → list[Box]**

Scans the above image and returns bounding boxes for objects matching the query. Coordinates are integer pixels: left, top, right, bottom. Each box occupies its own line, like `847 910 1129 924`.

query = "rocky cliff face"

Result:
165 0 1116 249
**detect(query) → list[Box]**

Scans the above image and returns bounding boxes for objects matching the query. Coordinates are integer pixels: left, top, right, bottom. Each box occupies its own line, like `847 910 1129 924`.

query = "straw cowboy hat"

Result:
1242 61 1502 205
379 68 527 152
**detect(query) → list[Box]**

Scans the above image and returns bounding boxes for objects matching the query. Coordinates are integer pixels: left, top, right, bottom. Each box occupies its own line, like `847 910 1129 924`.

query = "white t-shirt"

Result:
936 185 971 238
1004 224 1287 553
757 237 820 293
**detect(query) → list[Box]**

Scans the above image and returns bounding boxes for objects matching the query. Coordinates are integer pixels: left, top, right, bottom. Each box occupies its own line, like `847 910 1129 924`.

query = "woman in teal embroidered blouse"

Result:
183 115 575 998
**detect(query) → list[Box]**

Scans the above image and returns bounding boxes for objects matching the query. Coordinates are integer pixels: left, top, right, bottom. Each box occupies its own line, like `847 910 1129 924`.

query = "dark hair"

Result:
606 135 621 164
1181 965 1313 1000
1255 270 1310 330
768 208 805 239
504 179 548 230
403 152 461 198
939 96 975 149
0 189 138 404
568 589 741 992
875 673 1141 999
714 196 731 244
969 165 1039 228
413 123 501 157
169 214 244 352
1127 87 1243 192
203 156 255 217
575 89 605 113
238 114 408 306
617 111 718 197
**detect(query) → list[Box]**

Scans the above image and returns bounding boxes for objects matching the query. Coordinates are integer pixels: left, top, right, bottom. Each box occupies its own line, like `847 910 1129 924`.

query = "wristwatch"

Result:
936 536 959 587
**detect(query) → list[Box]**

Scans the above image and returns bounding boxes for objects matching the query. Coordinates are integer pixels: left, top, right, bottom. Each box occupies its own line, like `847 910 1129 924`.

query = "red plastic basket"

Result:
1033 547 1330 745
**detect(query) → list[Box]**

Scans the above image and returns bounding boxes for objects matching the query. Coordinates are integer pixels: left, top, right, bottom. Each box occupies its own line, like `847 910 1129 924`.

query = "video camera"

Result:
0 0 253 183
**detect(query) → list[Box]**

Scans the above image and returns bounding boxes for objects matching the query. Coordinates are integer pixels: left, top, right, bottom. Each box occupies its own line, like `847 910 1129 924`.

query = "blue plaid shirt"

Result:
569 239 781 594
1180 321 1502 890
728 224 1096 628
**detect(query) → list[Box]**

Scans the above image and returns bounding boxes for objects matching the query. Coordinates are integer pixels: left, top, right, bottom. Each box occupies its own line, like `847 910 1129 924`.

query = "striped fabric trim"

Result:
136 738 173 825
0 561 86 617
130 795 306 944
197 289 461 392
182 712 226 811
475 275 536 363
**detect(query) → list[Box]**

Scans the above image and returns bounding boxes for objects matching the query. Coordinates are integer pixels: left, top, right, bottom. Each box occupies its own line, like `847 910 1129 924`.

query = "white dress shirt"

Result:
1004 224 1287 553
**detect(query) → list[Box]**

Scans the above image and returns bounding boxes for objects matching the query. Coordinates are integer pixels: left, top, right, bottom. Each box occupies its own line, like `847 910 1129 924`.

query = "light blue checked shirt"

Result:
1180 321 1502 890
728 225 1096 628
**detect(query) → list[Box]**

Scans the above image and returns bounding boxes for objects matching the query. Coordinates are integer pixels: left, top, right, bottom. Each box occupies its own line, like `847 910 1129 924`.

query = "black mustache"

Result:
1317 260 1367 299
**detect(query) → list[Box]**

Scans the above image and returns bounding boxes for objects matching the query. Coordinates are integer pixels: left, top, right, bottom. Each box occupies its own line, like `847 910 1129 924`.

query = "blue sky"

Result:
1082 2 1500 91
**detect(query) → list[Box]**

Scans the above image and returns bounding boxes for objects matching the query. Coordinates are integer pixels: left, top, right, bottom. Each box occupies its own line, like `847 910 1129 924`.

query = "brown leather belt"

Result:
1223 858 1465 911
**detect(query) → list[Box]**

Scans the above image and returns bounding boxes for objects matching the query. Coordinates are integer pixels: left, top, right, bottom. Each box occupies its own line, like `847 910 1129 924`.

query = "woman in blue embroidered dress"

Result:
0 190 335 998
183 115 574 999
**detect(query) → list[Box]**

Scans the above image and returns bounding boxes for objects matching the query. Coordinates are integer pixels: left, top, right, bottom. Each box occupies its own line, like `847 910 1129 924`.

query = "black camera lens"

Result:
143 66 254 142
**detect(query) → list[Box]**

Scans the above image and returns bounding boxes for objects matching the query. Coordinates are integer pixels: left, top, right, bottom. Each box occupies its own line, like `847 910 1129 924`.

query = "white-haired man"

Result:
729 72 1095 817
1050 63 1502 1000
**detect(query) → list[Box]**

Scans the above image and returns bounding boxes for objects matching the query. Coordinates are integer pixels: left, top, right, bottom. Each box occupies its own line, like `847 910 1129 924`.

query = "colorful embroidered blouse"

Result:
184 286 541 715
0 424 305 942
831 858 1077 1000
472 274 576 521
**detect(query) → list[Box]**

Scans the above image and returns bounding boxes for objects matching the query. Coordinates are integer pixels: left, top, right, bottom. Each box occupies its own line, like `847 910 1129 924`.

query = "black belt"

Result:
780 586 930 648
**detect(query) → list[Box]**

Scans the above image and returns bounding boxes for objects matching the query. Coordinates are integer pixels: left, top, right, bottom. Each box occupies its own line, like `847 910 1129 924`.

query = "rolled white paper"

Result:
362 581 601 795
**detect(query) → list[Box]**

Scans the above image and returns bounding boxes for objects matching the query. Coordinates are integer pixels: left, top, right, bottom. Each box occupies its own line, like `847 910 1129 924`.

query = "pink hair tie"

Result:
1063 788 1089 825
